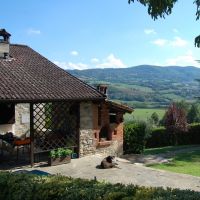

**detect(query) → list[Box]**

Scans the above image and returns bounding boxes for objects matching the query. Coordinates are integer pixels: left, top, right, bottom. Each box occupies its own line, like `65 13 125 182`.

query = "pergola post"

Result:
30 103 34 167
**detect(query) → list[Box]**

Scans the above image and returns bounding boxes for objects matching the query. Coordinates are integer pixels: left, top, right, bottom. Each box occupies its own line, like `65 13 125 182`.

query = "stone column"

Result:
15 103 30 137
79 102 95 156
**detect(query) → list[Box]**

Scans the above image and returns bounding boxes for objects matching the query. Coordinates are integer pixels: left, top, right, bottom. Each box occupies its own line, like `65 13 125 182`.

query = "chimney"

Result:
96 84 108 98
0 29 11 59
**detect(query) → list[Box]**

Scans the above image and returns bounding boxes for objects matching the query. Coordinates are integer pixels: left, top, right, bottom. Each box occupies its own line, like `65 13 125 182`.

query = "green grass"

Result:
124 108 166 122
143 145 198 155
145 145 200 177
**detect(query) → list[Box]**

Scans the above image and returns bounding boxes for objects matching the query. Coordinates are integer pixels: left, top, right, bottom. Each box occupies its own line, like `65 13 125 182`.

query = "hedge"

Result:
124 122 148 154
0 172 200 200
146 124 200 148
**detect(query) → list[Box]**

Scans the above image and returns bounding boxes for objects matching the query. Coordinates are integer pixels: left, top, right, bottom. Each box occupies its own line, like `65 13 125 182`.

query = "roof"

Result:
0 44 105 102
106 100 133 114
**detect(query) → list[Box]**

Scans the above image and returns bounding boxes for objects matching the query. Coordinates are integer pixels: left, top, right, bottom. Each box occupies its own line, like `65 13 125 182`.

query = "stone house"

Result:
0 29 132 166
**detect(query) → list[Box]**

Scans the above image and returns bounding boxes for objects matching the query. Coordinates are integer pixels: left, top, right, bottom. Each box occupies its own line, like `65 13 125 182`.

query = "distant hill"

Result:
68 65 200 108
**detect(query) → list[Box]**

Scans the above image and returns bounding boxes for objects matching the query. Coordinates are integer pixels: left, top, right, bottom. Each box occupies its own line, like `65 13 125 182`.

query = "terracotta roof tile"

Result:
0 44 105 102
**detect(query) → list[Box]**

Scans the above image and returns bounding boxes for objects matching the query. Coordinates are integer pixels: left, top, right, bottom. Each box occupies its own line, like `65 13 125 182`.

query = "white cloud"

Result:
152 37 188 48
96 54 126 68
27 28 41 35
170 37 188 47
90 58 99 63
70 51 79 56
144 29 156 35
152 39 168 46
54 54 126 70
165 50 200 67
53 61 88 70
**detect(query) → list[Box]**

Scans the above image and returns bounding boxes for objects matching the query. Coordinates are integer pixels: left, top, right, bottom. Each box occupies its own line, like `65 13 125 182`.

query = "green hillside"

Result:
68 65 200 108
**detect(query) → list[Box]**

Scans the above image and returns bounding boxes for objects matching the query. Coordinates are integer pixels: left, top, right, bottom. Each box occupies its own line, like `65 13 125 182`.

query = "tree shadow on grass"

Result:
173 150 200 163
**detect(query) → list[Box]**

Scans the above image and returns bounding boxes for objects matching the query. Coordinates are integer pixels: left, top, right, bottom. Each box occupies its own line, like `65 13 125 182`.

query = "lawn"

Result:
124 108 166 122
145 145 200 177
143 145 198 155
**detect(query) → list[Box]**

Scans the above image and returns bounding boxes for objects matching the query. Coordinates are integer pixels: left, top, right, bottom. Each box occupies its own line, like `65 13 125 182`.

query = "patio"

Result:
12 154 200 192
0 101 80 167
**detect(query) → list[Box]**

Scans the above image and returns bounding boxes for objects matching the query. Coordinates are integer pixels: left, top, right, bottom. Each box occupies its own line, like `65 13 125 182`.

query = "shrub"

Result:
176 123 200 145
49 148 72 158
0 172 199 200
124 121 151 154
146 124 200 148
146 127 171 148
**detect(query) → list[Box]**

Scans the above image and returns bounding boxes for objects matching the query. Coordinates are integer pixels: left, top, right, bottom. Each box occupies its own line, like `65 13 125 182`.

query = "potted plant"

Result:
48 148 72 166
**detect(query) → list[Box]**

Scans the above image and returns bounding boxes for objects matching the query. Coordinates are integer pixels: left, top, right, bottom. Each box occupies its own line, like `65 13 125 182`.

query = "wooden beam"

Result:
76 103 80 158
30 103 34 167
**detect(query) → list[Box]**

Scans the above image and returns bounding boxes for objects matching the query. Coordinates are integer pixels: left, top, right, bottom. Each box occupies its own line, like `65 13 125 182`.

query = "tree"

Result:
176 100 189 115
128 0 200 47
164 103 188 145
187 103 200 123
151 112 159 125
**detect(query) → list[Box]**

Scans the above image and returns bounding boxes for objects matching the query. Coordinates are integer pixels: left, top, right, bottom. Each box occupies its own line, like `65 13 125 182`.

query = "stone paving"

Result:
17 154 200 192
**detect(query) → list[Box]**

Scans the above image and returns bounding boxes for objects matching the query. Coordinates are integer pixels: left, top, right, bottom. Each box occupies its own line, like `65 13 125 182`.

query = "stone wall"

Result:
79 102 95 156
15 103 30 137
79 101 123 157
95 140 123 157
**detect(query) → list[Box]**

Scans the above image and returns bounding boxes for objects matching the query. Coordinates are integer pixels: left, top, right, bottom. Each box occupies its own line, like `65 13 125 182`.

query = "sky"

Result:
1 0 200 69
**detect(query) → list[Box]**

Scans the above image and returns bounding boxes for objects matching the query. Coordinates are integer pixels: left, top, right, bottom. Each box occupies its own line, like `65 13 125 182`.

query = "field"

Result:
124 108 166 122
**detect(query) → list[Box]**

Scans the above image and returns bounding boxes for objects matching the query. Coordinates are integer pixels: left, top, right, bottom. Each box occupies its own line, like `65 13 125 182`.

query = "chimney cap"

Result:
94 83 109 87
0 29 11 37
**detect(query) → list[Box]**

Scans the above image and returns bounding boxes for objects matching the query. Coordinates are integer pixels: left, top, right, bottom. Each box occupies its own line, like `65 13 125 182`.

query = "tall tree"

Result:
128 0 200 47
164 103 188 145
187 103 200 123
151 112 159 125
176 100 189 115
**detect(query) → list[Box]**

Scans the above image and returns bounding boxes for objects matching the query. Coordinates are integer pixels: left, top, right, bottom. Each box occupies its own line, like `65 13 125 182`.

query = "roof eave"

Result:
0 96 105 103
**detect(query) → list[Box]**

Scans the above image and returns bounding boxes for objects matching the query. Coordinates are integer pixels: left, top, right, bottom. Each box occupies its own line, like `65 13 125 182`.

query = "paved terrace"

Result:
14 154 200 192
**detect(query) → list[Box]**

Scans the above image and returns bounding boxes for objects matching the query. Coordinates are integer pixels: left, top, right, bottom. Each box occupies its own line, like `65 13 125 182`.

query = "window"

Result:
99 125 111 141
0 103 15 124
109 113 116 123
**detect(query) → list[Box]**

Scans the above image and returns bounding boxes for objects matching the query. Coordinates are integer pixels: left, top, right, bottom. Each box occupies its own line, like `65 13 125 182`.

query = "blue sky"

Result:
1 0 200 69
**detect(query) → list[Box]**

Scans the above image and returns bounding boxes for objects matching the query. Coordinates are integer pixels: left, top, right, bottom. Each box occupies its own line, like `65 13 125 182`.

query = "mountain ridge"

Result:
68 65 200 108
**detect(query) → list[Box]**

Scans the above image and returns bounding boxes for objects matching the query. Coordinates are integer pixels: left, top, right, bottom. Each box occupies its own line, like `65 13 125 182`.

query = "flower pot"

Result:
48 155 71 166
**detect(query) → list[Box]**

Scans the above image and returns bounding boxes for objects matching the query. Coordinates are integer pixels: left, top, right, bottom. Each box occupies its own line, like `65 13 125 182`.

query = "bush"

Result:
176 123 200 145
146 127 171 148
0 172 199 200
124 121 151 154
146 124 200 148
50 148 72 158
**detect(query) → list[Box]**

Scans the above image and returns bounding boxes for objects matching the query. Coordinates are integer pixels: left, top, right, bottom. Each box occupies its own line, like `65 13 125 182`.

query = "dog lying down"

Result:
99 156 120 169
